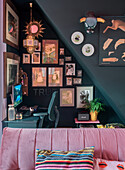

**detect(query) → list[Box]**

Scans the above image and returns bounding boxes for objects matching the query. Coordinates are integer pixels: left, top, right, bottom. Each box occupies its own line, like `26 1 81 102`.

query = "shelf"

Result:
75 118 100 124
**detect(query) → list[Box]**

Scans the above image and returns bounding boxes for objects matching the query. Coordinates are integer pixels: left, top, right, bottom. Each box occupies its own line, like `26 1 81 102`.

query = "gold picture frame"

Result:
32 52 40 64
48 67 63 87
42 40 58 64
3 0 19 49
23 54 30 64
3 52 20 98
60 88 74 107
32 67 46 87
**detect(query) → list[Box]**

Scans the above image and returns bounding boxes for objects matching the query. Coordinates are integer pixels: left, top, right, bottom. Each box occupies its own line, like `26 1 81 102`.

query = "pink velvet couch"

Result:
0 127 125 170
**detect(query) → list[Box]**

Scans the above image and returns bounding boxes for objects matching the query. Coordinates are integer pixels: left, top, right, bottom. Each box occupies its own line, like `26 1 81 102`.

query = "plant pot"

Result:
90 111 98 121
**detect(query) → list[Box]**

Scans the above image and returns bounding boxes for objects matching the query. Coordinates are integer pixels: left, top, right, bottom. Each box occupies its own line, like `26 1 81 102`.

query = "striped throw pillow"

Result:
35 146 94 170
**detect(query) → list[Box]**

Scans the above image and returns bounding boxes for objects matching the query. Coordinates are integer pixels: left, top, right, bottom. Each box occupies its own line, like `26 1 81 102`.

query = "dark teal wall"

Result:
9 0 124 126
36 0 125 124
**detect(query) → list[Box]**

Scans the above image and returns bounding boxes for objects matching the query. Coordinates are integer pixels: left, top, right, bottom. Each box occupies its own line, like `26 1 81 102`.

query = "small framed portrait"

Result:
77 86 93 108
65 63 75 76
66 77 72 86
77 70 82 77
35 42 41 51
48 67 63 87
59 58 64 65
60 48 64 55
65 56 72 61
32 52 40 64
32 67 46 87
60 88 74 107
23 54 30 64
73 78 82 85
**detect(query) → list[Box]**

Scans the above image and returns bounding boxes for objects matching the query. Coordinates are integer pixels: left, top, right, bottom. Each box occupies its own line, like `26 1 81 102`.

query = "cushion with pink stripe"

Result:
35 146 94 170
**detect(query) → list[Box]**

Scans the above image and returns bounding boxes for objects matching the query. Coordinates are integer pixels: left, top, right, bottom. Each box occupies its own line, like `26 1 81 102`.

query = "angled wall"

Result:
36 0 125 123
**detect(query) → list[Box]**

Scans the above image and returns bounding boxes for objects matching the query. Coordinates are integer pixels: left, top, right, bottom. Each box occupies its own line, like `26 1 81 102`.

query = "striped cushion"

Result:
35 146 94 170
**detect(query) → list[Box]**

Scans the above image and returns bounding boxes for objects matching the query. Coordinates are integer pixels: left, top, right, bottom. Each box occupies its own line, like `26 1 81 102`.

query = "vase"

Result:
90 110 98 121
8 104 16 121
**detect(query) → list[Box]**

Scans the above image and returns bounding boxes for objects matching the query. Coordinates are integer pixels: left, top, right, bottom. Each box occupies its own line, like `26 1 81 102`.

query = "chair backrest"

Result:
48 91 58 121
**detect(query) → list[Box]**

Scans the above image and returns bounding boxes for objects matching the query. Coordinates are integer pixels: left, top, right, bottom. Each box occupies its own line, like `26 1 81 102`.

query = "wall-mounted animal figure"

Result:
80 11 105 34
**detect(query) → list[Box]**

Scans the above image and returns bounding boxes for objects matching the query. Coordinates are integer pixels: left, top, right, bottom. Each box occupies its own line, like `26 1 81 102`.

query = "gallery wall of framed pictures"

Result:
21 37 94 107
19 1 94 117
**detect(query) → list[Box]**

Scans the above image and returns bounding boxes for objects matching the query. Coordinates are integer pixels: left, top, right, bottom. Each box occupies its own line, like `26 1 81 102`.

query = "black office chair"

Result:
33 91 59 128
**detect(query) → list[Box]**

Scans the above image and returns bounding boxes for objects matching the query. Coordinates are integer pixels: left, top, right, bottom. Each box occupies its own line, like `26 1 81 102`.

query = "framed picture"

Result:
66 77 72 86
42 40 58 64
77 86 93 108
32 52 40 64
99 16 125 66
60 48 64 55
32 67 46 87
77 70 82 77
73 78 82 85
60 88 74 107
59 58 64 65
65 63 75 76
23 54 30 64
35 42 41 51
65 56 72 61
3 0 19 49
3 52 20 98
48 67 63 87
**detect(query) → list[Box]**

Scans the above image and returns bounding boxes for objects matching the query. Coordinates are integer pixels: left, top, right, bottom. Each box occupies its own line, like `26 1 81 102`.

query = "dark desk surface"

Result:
2 116 39 128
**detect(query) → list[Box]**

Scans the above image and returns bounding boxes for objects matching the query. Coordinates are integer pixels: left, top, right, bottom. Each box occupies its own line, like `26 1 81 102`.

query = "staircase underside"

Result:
36 0 125 123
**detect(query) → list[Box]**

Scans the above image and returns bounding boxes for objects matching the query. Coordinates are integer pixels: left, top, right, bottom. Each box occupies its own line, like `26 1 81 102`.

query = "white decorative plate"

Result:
71 31 84 45
82 44 94 56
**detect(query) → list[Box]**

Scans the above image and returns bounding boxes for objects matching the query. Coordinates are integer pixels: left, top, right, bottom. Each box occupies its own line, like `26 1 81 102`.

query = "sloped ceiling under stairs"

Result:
36 0 125 123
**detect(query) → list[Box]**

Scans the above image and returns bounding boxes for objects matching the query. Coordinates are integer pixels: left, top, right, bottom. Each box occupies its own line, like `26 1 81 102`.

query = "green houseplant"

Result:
89 98 105 121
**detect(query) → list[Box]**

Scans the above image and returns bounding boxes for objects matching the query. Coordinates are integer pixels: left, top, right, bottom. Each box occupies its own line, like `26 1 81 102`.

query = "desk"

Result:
2 116 39 129
75 118 100 128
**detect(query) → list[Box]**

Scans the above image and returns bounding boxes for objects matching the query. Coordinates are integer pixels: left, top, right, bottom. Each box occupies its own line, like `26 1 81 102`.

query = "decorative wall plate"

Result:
82 44 94 56
71 31 84 45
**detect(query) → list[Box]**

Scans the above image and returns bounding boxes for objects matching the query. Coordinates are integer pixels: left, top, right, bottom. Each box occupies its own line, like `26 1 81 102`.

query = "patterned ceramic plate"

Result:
71 31 84 45
82 44 94 56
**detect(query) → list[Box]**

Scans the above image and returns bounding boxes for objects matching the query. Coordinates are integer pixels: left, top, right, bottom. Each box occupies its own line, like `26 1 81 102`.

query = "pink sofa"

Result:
0 127 125 170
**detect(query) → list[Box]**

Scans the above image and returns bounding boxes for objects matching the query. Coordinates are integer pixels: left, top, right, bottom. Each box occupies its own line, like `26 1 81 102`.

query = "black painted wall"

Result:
8 0 124 126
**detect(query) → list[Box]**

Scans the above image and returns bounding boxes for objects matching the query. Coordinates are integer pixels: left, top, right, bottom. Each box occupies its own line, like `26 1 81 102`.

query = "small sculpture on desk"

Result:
19 68 28 96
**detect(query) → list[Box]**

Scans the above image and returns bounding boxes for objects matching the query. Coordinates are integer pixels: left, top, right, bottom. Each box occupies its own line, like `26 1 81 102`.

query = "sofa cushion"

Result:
93 158 125 170
35 146 94 170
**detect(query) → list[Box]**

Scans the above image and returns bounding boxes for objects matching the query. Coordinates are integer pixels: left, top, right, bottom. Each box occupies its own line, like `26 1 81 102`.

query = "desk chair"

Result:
33 91 59 128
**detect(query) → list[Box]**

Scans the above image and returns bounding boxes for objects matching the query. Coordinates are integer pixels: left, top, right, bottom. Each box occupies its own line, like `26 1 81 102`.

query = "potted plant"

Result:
89 98 105 121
